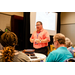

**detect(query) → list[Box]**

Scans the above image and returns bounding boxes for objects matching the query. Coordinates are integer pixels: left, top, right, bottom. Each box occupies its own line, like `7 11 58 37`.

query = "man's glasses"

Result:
36 24 41 26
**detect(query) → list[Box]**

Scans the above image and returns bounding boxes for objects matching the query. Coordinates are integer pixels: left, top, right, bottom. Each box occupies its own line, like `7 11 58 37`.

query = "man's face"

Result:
36 22 42 31
53 39 58 49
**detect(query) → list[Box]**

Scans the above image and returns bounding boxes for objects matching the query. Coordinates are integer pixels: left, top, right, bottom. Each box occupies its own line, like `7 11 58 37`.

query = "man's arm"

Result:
35 39 49 43
41 39 50 43
30 38 34 43
30 32 35 43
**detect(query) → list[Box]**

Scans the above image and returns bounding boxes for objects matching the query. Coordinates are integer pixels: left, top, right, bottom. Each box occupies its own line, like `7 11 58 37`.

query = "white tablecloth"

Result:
29 53 46 62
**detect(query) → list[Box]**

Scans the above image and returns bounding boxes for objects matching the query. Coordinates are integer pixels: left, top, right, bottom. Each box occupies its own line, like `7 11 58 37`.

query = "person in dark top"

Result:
0 32 30 62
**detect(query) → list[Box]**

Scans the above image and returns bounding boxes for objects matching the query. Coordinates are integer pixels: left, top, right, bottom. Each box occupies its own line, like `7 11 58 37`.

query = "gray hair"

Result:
65 37 73 48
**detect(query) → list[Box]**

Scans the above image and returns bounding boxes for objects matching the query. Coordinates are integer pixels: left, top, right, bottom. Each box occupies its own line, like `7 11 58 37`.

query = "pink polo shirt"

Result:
30 28 50 49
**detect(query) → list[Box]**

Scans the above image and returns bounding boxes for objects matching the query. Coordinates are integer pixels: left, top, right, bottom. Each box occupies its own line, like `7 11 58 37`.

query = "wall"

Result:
61 12 75 24
0 12 24 32
0 13 11 31
1 12 24 17
60 12 75 45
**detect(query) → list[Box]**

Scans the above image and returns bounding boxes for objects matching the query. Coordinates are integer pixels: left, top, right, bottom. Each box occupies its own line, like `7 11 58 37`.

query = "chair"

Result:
73 52 75 58
47 46 50 55
50 44 56 52
47 45 56 56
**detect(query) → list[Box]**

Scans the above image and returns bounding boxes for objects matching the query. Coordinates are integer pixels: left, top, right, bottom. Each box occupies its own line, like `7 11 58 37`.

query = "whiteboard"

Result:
60 24 75 45
30 12 57 35
0 13 11 32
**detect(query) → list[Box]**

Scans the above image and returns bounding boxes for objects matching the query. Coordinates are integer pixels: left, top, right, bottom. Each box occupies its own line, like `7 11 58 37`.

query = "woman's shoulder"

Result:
14 51 30 62
0 43 3 50
0 50 31 62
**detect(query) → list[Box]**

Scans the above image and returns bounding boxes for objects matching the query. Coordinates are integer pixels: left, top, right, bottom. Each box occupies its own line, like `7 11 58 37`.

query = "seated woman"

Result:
65 37 74 57
0 32 30 62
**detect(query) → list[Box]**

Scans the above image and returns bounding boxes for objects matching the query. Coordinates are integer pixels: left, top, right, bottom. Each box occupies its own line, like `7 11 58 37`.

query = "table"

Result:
28 53 46 62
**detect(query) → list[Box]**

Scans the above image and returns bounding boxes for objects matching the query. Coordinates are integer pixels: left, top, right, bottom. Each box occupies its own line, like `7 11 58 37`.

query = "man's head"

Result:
36 21 43 32
53 33 65 49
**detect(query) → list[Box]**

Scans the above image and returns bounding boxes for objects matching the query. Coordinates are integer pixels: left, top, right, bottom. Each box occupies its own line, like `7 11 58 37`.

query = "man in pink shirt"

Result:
30 21 50 56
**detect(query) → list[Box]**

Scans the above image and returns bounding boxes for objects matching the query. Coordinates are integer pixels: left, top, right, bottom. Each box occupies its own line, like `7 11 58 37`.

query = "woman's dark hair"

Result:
1 32 18 62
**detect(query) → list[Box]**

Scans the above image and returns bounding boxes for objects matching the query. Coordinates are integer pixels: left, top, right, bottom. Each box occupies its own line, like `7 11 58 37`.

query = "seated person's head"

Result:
1 32 18 62
65 37 73 48
53 33 65 49
1 32 18 47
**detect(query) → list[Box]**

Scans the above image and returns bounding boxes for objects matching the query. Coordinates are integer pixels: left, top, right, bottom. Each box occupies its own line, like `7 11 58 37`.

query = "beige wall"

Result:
60 12 75 45
0 14 11 31
1 12 24 17
61 12 75 24
0 12 24 32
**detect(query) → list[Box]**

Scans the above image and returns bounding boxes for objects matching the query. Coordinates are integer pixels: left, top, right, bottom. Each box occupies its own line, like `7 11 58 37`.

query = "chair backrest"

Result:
74 52 75 58
50 45 56 52
47 46 50 55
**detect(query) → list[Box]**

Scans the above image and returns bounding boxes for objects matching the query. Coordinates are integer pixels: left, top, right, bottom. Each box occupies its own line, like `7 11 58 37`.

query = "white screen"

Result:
30 12 57 35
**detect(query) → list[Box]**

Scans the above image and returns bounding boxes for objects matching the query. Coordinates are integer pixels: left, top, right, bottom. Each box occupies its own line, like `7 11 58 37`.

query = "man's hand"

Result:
30 39 34 43
35 39 40 43
35 39 50 43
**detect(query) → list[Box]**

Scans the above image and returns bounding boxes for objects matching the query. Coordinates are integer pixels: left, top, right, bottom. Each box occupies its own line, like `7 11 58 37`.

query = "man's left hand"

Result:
35 39 40 43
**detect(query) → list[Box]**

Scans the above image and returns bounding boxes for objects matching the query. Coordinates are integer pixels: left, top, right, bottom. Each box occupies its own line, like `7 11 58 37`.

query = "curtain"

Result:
23 12 30 49
57 12 61 33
